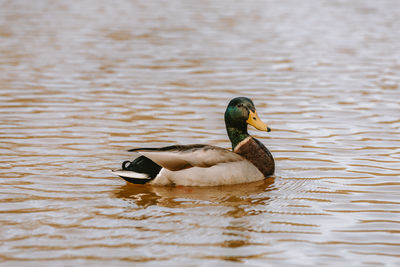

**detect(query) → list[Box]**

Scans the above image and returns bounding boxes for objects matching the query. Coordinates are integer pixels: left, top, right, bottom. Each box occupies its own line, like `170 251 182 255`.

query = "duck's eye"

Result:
253 117 256 120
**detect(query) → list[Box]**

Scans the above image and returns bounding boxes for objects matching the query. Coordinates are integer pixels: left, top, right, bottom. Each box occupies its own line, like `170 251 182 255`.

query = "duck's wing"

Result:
129 144 243 171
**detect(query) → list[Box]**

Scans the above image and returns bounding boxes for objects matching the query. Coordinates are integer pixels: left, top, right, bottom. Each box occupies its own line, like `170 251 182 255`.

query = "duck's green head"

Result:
224 97 271 149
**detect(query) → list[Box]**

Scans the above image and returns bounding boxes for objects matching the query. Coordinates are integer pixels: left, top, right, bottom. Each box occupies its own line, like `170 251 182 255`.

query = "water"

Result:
1 0 400 266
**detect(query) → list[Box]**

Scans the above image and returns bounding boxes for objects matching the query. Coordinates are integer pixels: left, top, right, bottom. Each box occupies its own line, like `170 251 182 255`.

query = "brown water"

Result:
1 0 400 266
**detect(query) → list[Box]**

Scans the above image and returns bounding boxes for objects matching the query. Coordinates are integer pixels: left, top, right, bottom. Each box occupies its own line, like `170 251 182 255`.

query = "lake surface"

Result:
1 0 400 266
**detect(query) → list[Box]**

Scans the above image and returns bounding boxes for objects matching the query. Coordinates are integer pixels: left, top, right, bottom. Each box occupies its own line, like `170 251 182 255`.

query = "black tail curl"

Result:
122 156 162 179
122 160 132 170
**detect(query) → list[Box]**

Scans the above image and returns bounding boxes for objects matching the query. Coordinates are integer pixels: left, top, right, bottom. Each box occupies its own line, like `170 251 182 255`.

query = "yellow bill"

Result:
246 110 271 132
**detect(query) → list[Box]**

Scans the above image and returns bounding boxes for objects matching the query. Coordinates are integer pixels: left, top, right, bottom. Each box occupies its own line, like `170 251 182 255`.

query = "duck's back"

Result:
234 137 275 177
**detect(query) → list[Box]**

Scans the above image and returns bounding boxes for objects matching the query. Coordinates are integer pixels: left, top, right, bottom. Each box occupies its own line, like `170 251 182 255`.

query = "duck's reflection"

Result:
114 178 276 259
114 177 275 208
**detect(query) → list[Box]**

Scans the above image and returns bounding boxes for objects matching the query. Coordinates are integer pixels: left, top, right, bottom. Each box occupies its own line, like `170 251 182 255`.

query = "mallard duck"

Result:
112 97 274 186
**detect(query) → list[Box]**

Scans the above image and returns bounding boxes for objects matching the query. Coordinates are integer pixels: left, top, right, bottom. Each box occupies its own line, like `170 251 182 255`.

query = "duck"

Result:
111 97 275 186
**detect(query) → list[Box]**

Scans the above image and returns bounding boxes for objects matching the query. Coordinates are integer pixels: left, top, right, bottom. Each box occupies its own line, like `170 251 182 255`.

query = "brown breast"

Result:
234 137 275 178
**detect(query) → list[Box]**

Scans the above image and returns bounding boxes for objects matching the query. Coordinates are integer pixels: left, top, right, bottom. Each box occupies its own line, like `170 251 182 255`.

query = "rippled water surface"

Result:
1 0 400 266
